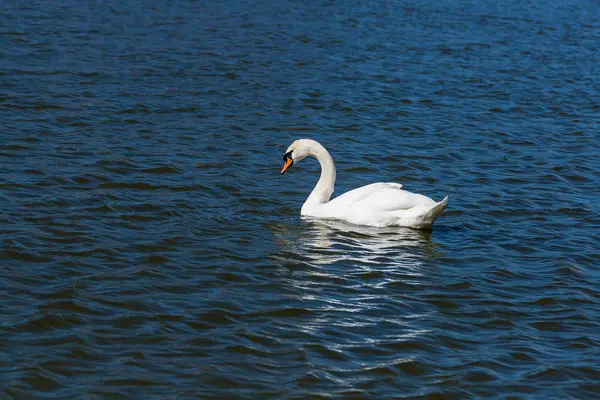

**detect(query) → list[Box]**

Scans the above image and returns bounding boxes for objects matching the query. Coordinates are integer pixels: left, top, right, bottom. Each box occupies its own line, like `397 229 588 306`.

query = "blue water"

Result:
1 0 600 398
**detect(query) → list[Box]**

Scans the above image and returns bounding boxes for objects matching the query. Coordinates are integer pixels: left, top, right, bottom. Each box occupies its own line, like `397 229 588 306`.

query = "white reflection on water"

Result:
279 217 443 269
268 218 438 368
272 219 441 275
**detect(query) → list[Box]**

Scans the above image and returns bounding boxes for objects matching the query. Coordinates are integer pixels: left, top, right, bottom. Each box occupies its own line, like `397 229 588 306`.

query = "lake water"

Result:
1 0 599 398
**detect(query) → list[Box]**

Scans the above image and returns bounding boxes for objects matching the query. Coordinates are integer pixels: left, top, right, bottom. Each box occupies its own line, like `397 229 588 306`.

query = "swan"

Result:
280 139 448 229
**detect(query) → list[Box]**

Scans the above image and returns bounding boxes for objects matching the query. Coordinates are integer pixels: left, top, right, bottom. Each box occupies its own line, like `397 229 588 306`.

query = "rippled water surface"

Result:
2 0 600 398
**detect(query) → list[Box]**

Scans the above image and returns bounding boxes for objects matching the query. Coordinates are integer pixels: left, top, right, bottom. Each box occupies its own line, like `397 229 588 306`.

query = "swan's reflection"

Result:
271 217 443 269
268 218 438 350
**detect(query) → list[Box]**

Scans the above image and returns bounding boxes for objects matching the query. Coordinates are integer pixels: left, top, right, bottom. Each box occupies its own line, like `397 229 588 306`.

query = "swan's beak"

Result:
281 156 293 175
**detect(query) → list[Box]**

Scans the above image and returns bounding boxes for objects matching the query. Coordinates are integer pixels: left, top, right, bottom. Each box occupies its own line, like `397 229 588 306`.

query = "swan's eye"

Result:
282 151 293 162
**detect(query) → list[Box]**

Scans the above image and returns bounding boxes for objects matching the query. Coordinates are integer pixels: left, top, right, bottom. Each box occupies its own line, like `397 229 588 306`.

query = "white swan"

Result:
280 139 448 229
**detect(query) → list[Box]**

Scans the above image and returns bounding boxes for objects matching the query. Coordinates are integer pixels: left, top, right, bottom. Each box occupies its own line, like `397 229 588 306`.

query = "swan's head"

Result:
281 139 311 174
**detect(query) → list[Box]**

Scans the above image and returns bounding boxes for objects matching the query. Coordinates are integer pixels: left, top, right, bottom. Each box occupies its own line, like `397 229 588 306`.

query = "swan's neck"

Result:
303 143 336 210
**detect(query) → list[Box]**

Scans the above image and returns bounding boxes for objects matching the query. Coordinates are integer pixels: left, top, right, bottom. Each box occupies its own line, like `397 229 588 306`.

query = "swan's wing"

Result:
331 182 402 205
330 182 435 212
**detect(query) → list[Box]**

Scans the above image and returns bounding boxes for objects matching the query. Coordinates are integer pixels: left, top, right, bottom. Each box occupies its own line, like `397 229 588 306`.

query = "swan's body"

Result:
281 139 448 229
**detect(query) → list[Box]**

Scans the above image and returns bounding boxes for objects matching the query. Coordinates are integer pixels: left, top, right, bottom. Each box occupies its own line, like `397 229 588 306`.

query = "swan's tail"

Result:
409 196 449 229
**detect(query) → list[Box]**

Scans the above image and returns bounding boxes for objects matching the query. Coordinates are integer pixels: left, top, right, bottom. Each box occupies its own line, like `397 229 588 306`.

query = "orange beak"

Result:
281 157 293 175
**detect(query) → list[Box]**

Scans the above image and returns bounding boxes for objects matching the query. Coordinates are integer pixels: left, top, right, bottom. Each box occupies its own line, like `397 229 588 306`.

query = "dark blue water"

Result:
2 0 600 398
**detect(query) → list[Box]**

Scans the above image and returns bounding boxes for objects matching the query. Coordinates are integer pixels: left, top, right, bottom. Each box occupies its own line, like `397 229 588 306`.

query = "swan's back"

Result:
330 182 436 212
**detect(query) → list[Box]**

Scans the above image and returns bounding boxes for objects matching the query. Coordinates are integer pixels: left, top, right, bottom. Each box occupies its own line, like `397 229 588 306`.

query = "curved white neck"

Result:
302 142 336 209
